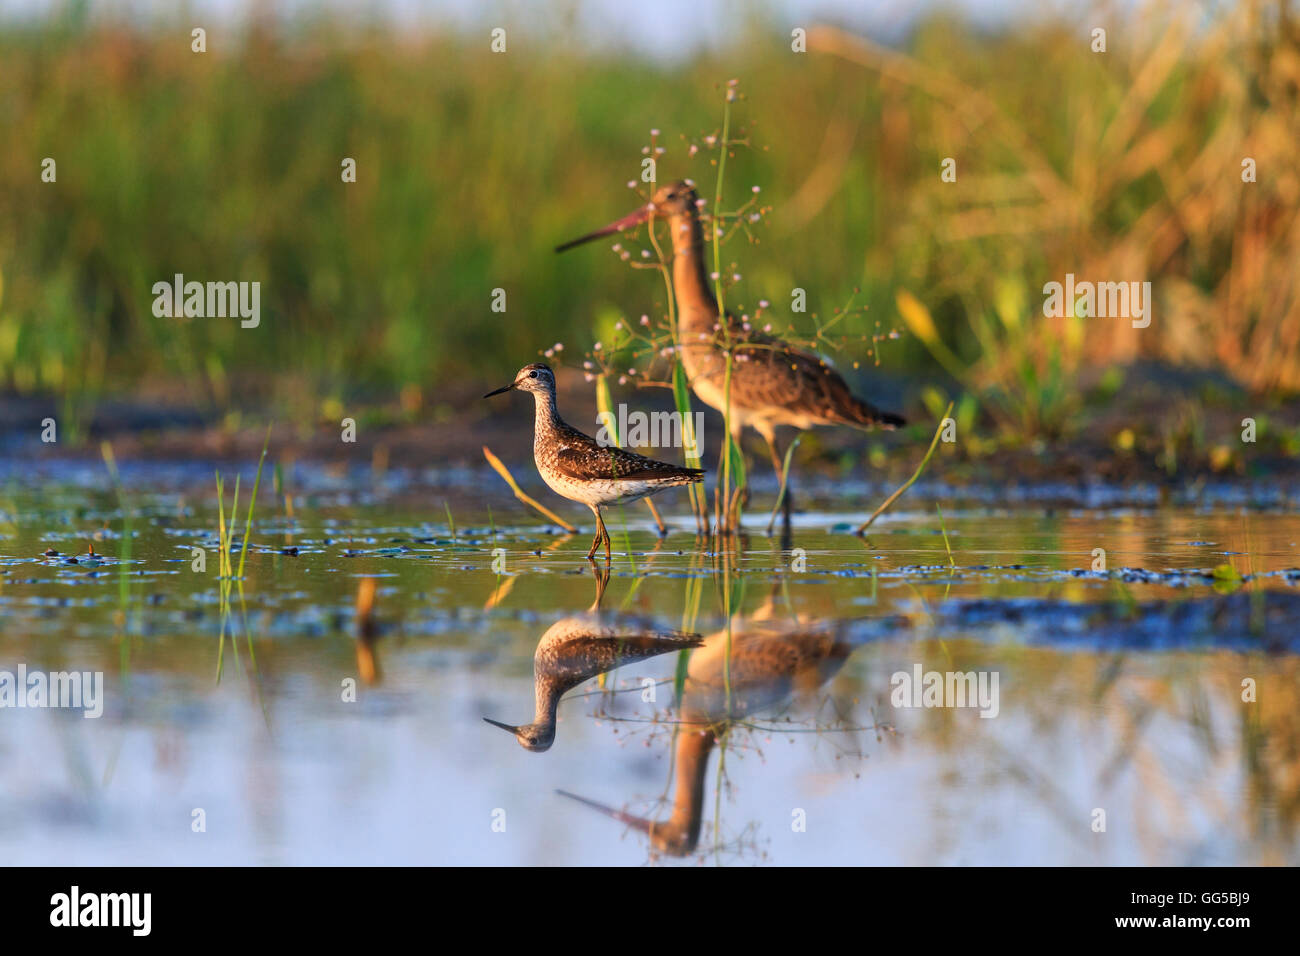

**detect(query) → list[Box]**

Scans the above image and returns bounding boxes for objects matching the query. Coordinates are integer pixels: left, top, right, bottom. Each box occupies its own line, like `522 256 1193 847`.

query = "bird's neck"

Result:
669 213 719 335
532 678 562 728
532 387 562 437
653 726 715 853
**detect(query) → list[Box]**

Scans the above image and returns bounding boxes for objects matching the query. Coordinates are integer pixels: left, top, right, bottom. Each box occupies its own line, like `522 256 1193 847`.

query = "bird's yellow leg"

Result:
597 509 612 561
757 421 793 522
586 507 603 560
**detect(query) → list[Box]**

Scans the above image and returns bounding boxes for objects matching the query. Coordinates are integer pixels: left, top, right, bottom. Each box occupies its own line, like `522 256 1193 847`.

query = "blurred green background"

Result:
1 0 1298 454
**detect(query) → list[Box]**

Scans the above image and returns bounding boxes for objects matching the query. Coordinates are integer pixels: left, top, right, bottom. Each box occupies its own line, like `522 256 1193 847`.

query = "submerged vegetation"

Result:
212 427 269 681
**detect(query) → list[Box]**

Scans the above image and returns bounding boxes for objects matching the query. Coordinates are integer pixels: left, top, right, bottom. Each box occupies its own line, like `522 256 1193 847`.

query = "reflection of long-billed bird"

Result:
484 565 700 752
560 609 862 856
558 181 904 514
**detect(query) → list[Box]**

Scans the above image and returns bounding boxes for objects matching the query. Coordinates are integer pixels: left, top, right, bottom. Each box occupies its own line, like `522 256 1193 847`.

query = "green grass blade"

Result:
671 363 701 468
226 474 241 576
215 471 227 578
857 401 953 534
236 425 271 581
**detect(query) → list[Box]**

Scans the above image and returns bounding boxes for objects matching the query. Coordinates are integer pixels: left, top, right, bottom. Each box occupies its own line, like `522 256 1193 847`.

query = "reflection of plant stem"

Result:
901 577 935 630
240 581 271 731
100 442 132 679
713 725 729 862
98 440 134 782
1243 515 1263 636
215 471 228 680
937 503 955 602
937 504 955 570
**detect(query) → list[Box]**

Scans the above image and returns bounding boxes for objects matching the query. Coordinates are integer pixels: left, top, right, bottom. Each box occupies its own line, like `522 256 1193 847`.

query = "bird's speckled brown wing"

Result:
735 332 904 428
687 321 904 429
551 424 704 483
540 633 705 685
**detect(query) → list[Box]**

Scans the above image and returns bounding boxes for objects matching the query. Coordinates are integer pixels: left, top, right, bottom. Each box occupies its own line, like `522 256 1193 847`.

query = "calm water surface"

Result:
1 465 1298 865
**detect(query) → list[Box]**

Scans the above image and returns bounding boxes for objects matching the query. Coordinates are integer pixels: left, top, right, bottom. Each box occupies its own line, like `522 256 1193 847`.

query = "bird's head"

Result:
555 180 699 253
483 716 556 753
648 179 700 218
483 363 556 398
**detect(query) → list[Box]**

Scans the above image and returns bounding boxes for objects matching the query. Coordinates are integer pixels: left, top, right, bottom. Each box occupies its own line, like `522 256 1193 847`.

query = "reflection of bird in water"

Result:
484 563 702 752
560 603 867 856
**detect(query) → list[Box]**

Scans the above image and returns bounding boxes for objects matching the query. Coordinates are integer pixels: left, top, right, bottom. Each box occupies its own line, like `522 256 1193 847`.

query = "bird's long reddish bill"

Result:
555 205 653 253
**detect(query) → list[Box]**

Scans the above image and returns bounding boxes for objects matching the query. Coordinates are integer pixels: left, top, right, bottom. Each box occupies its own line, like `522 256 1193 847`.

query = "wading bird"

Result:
558 180 904 515
484 363 704 560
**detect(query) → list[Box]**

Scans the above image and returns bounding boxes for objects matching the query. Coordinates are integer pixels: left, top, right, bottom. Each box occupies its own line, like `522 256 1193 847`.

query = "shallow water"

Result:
1 465 1298 865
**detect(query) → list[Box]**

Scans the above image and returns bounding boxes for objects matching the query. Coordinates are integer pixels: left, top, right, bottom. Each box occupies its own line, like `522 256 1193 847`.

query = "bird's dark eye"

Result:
529 370 538 379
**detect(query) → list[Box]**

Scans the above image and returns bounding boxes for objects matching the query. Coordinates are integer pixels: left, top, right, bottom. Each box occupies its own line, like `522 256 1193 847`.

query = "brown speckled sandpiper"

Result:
484 363 704 560
558 180 904 508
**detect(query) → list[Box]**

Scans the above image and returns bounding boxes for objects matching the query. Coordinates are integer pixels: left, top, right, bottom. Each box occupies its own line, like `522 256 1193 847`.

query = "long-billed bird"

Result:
558 180 904 513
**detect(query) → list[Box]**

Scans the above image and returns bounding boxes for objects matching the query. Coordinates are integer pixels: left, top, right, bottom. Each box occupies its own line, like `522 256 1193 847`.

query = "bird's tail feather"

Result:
845 399 905 430
673 470 706 484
